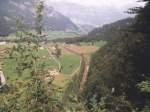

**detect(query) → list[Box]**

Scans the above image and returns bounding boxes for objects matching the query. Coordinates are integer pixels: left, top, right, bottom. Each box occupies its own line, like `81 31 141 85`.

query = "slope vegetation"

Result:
0 0 78 36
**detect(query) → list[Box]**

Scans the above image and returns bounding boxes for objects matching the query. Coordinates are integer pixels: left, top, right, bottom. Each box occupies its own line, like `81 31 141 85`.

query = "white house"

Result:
0 42 6 45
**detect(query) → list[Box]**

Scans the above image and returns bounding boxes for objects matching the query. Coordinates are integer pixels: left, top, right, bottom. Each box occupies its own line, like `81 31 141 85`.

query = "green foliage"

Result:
0 81 27 112
129 0 150 36
25 70 56 112
82 1 150 111
62 56 86 111
3 50 54 80
140 105 150 112
63 94 86 112
82 32 146 111
34 1 44 35
131 1 150 111
87 95 133 112
0 1 62 111
88 95 102 112
137 79 150 93
137 79 150 112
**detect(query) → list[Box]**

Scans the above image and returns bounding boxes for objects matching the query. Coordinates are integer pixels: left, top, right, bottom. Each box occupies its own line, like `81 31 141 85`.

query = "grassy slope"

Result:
3 48 81 80
2 41 105 90
59 54 80 75
3 49 58 80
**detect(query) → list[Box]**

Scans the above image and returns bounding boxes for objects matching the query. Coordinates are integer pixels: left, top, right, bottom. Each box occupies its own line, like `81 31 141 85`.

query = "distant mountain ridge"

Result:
77 24 95 34
87 18 134 41
52 18 135 43
0 0 78 36
46 1 132 27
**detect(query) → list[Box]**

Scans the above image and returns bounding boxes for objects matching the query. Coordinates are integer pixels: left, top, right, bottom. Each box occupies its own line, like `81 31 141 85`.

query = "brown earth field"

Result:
62 44 98 54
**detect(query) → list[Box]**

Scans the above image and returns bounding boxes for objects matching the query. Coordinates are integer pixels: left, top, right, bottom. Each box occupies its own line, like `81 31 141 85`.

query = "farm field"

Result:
0 44 81 84
79 40 107 48
0 40 107 111
46 31 81 40
0 30 81 41
59 54 81 75
3 49 80 77
1 41 106 89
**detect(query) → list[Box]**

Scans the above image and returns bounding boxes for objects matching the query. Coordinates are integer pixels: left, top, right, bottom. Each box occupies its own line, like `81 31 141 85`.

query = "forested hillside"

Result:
52 18 135 43
87 18 134 41
0 0 78 36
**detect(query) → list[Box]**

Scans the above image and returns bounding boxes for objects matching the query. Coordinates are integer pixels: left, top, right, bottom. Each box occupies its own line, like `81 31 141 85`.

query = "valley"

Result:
0 41 105 94
0 0 149 111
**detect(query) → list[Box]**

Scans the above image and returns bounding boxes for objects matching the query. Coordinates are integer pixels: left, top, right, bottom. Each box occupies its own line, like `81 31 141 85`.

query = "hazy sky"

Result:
46 0 144 8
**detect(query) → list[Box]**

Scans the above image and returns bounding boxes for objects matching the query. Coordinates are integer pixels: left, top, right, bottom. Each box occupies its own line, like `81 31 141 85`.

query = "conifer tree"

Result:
129 0 150 111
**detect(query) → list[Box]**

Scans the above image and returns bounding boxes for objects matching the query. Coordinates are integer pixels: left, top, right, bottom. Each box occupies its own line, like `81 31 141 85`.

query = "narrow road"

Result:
63 46 90 92
79 56 90 92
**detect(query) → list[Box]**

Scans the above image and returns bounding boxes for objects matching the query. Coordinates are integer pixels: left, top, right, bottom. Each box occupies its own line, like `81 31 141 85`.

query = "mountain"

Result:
0 0 78 36
86 18 134 41
77 24 95 33
53 18 135 43
46 1 132 27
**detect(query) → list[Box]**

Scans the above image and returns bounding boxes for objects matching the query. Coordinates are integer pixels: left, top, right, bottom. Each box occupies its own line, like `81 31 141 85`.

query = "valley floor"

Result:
0 41 105 104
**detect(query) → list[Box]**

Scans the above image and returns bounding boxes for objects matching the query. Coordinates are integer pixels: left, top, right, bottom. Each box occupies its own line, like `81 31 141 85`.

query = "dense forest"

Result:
82 0 150 111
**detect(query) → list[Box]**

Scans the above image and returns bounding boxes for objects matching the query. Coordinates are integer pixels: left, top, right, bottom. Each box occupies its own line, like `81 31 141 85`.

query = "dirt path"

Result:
63 46 90 92
79 56 90 92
